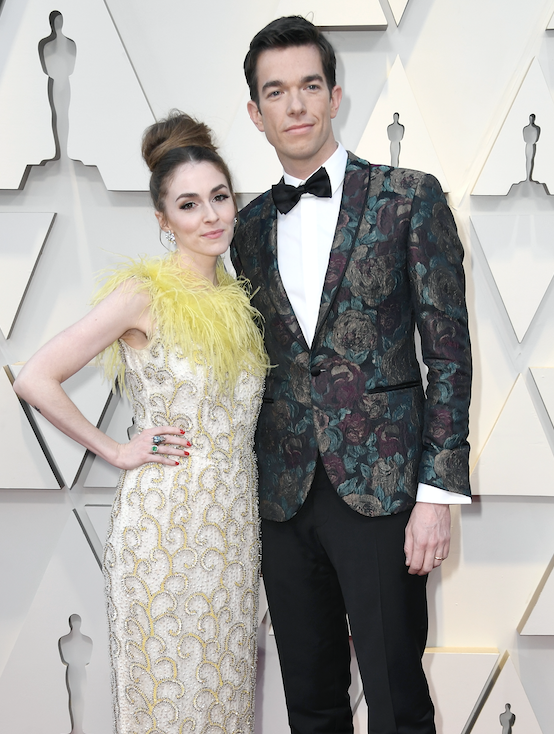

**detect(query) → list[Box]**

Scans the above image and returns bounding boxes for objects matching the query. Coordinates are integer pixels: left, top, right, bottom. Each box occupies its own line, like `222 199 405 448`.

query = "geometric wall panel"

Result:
275 0 387 29
81 505 112 567
471 375 554 496
355 57 450 192
423 649 499 734
473 59 554 195
84 391 133 488
0 1 55 188
518 553 554 635
258 578 269 627
387 0 410 25
255 620 289 734
220 89 284 194
0 366 60 489
471 214 554 341
531 368 554 429
0 0 154 191
471 653 544 734
0 511 111 734
10 364 113 488
0 212 55 338
351 648 500 734
548 12 554 31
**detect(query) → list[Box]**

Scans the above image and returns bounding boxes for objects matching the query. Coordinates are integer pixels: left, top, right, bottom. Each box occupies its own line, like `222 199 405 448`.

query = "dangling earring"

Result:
165 230 176 247
233 216 238 234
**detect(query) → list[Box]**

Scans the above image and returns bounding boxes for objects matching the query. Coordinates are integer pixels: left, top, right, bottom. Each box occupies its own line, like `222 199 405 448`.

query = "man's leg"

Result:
261 467 354 734
313 470 435 734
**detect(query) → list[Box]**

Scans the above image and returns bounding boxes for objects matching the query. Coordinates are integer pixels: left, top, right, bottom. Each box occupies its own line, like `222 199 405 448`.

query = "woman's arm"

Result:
13 283 189 469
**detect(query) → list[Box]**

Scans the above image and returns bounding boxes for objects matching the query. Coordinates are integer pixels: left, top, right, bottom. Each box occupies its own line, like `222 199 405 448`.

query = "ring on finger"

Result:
151 445 159 453
152 435 165 446
434 556 445 561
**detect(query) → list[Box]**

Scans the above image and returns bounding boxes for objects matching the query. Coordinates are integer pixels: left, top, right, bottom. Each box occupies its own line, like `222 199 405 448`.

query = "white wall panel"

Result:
471 653 544 734
0 511 111 733
518 553 554 635
473 59 554 196
387 0 410 26
423 649 499 734
10 363 113 488
472 375 554 496
0 367 60 489
356 56 449 190
275 0 387 30
0 0 154 190
471 214 554 341
0 1 55 188
0 212 55 338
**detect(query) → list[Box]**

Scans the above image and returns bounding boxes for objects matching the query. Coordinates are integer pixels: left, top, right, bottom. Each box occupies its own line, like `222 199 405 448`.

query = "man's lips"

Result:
285 123 314 134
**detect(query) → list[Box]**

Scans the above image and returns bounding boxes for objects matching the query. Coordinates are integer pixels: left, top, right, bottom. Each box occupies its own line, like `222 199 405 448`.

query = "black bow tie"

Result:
272 167 332 215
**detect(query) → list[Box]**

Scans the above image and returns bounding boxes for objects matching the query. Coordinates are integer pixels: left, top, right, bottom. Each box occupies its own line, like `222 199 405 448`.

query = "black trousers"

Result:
261 456 435 734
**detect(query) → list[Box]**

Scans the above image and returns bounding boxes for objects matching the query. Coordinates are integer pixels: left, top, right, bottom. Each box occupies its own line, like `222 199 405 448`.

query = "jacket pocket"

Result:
366 379 422 395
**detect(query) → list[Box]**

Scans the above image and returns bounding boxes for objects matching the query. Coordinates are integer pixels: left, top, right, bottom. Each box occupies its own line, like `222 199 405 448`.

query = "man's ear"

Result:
247 100 265 132
330 85 343 120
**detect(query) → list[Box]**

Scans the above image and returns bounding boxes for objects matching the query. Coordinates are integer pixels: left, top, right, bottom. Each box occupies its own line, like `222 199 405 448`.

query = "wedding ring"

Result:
152 435 165 445
434 556 445 561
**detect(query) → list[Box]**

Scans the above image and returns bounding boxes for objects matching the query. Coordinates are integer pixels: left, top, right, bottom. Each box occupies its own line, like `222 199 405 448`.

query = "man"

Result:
231 16 471 734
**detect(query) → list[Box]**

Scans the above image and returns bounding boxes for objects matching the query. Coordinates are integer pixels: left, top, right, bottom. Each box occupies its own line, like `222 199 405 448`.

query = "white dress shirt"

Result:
276 142 470 506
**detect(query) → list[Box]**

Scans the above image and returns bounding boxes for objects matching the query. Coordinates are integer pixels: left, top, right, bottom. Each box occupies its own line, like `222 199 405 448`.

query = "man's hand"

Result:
404 503 451 575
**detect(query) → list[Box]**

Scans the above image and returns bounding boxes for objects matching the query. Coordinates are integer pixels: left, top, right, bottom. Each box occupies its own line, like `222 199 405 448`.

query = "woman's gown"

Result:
97 257 267 734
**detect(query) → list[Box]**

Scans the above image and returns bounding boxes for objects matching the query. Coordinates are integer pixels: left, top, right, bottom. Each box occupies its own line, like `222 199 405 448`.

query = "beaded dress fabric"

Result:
104 338 264 734
96 255 268 734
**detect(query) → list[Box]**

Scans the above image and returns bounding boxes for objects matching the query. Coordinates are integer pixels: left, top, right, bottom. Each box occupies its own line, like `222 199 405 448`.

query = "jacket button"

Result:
310 367 322 377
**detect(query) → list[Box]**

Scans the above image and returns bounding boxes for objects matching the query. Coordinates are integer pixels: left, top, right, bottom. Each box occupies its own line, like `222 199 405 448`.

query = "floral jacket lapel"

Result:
313 154 371 343
258 193 309 351
256 154 370 353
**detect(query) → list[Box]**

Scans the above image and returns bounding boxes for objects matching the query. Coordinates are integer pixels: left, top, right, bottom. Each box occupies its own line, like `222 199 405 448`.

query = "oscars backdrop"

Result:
1 1 554 733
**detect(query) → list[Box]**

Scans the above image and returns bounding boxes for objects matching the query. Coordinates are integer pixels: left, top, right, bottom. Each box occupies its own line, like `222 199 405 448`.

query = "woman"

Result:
14 112 269 734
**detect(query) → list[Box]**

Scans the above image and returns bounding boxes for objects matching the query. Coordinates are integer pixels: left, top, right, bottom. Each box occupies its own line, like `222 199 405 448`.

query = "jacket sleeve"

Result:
407 173 472 497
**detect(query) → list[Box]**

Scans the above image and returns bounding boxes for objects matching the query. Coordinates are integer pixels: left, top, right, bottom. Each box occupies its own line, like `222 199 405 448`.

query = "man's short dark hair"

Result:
244 16 337 107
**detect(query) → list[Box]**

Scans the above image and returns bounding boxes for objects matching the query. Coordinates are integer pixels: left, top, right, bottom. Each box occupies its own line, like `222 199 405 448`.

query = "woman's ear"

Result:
155 210 167 230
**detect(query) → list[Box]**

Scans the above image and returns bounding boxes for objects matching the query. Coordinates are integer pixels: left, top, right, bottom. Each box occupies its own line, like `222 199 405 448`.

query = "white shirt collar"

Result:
282 142 347 195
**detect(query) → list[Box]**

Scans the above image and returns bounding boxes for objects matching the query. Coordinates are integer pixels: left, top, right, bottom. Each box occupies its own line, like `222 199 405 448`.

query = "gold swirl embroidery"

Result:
104 337 263 734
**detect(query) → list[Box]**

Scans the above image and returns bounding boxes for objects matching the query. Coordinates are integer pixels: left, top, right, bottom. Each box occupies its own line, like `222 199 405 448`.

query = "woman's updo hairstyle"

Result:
142 110 236 215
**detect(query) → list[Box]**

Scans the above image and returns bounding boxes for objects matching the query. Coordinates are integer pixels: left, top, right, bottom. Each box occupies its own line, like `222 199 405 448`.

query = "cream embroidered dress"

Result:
95 255 268 734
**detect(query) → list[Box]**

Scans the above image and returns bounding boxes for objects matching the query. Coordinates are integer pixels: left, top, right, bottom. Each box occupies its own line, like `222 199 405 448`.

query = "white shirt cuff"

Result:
416 482 472 504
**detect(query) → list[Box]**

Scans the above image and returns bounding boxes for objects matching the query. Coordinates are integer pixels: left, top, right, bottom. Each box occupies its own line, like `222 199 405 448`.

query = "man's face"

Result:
247 44 342 179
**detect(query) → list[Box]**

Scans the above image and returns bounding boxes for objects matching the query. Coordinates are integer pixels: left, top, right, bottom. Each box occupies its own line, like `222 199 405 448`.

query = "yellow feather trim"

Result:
92 254 270 393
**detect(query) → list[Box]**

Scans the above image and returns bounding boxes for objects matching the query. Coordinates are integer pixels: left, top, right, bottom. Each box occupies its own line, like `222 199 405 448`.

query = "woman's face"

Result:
156 160 235 268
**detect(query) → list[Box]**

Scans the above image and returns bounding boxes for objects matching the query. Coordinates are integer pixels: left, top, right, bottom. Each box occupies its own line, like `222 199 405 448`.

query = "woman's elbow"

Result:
12 368 41 403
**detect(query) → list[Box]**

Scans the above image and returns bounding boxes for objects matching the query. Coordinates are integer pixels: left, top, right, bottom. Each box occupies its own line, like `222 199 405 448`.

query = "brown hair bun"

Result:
142 110 216 172
141 110 236 215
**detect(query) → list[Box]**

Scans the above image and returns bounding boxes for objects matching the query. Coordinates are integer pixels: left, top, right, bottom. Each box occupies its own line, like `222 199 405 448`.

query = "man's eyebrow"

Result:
301 74 324 85
261 73 325 94
261 78 283 93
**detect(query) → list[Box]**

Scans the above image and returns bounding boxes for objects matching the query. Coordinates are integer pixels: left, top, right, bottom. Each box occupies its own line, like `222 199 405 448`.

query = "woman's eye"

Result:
214 194 230 202
180 202 195 210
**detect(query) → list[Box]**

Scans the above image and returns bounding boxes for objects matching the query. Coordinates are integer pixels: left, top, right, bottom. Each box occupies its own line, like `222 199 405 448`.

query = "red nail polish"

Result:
186 441 192 447
179 429 185 434
174 461 179 466
184 451 189 456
